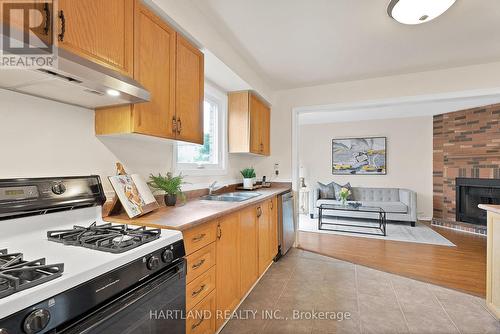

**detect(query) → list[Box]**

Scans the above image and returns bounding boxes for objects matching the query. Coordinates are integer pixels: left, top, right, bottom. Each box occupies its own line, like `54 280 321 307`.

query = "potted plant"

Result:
240 167 256 189
148 172 185 206
339 187 351 206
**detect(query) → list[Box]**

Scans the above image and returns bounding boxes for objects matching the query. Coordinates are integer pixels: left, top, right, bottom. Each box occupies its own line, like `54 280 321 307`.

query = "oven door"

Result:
61 260 186 334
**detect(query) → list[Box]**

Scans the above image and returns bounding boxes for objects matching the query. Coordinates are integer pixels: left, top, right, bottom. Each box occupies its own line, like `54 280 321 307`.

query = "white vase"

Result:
243 178 253 189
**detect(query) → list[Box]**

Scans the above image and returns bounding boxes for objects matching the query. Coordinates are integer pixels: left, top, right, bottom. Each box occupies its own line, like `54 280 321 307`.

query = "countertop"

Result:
479 204 500 215
103 186 291 231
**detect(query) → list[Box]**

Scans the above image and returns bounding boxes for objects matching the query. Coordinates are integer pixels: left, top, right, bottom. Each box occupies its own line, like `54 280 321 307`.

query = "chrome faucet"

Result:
208 181 225 195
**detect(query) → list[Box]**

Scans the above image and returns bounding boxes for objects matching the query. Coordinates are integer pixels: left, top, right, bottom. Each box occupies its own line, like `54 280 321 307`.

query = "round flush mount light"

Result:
387 0 457 25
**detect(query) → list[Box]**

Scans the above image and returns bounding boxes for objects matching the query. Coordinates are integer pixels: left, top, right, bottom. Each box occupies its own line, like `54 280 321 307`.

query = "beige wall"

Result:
253 61 500 183
299 117 433 219
0 90 259 193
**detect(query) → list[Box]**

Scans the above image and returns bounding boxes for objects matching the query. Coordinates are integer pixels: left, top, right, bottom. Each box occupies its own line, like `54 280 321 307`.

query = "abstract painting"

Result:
332 137 386 175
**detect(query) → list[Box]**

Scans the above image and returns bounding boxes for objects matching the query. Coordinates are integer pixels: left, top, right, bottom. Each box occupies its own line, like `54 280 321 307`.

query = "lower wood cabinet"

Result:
257 201 271 275
186 242 216 283
239 206 259 297
215 213 241 329
269 197 279 262
186 266 216 311
187 290 216 334
182 195 280 334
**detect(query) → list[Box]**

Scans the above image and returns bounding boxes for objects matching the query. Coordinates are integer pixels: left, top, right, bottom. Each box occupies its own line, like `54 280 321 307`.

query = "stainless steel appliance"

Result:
277 191 296 257
0 176 185 334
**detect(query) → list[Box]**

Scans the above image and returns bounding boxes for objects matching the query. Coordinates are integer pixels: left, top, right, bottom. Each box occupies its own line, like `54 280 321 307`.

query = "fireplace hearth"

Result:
456 178 500 226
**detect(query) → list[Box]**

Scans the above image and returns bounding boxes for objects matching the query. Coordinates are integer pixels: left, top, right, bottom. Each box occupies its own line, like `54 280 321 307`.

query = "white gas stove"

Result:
0 176 185 334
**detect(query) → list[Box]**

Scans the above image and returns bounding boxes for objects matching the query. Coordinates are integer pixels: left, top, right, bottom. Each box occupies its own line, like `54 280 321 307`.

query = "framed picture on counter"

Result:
108 174 159 218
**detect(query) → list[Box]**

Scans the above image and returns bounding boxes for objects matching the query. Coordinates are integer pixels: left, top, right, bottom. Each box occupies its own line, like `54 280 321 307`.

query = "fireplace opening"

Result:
456 178 500 226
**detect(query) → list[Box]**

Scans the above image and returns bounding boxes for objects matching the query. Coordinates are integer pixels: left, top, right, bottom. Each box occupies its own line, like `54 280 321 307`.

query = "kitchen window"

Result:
175 83 227 175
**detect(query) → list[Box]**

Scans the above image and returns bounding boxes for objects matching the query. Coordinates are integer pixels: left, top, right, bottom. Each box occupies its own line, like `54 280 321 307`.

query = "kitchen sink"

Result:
201 192 262 202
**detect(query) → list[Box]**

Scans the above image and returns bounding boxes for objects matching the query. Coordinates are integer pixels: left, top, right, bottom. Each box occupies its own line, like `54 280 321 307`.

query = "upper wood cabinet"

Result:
175 35 204 144
57 0 134 76
228 91 271 156
94 1 204 144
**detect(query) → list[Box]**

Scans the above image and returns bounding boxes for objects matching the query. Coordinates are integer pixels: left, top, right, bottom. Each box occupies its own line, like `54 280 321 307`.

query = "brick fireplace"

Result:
433 103 500 233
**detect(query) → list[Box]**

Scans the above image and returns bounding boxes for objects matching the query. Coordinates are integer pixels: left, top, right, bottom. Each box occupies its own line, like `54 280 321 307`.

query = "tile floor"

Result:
220 248 500 334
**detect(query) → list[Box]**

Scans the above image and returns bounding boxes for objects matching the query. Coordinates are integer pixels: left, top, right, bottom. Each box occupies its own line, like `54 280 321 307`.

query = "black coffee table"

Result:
318 204 387 236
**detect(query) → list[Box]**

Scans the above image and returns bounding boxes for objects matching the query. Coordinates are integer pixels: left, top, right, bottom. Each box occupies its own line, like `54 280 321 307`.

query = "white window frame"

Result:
173 82 228 176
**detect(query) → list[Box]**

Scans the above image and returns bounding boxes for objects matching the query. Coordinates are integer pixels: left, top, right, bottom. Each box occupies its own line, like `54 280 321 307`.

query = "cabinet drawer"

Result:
187 266 216 311
187 290 216 334
183 221 217 255
186 242 216 283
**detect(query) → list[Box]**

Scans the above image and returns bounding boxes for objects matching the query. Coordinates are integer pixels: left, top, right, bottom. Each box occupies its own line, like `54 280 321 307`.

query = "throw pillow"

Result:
317 182 335 199
332 182 353 200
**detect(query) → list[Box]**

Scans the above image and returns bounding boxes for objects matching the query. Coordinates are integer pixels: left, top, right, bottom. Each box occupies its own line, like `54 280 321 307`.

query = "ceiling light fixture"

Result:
387 0 456 25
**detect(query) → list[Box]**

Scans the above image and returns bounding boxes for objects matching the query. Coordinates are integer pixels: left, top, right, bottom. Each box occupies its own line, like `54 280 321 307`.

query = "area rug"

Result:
299 214 455 247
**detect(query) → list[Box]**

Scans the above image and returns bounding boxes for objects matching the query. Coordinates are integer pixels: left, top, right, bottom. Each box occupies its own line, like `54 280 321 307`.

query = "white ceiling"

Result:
298 93 500 124
193 0 500 90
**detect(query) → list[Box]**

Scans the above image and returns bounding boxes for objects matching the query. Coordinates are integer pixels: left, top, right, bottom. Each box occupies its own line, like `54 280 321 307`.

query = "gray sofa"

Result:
309 186 417 226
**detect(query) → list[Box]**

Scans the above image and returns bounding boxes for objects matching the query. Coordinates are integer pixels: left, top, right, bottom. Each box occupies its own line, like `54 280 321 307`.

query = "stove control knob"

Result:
161 249 174 263
23 309 50 334
51 183 66 195
146 255 160 270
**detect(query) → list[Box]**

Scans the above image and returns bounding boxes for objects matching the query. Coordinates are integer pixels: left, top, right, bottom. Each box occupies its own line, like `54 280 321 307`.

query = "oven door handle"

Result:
60 261 185 334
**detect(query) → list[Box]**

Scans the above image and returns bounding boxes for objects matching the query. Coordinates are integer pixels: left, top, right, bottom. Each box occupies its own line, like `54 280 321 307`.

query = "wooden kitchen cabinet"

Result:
239 206 259 297
257 201 271 275
269 196 278 261
187 290 216 334
228 91 271 156
95 1 204 144
57 0 134 76
175 35 205 144
216 213 241 329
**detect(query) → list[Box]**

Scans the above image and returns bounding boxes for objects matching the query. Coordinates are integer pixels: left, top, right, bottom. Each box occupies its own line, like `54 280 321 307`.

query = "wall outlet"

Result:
274 163 280 176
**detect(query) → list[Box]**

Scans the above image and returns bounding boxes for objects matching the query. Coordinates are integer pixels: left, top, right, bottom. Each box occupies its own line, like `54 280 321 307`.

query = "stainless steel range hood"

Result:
0 47 150 109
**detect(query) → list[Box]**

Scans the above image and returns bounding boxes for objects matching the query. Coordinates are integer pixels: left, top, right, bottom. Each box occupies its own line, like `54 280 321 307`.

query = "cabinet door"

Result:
261 104 271 156
239 206 258 297
58 0 134 76
249 94 263 154
216 214 240 329
176 34 204 144
132 3 176 138
269 197 278 262
258 202 271 276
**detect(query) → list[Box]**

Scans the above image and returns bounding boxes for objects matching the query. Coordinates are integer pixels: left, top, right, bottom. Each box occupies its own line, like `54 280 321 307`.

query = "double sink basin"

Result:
201 191 262 202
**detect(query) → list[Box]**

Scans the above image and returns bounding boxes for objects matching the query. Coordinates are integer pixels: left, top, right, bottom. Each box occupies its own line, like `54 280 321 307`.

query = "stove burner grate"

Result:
47 223 161 253
0 249 64 299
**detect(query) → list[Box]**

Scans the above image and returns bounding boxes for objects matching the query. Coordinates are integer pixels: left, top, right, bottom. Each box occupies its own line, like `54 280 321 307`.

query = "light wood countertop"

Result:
103 187 291 231
479 204 500 215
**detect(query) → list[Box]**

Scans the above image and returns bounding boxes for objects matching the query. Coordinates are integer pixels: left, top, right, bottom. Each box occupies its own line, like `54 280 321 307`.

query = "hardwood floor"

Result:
297 223 487 297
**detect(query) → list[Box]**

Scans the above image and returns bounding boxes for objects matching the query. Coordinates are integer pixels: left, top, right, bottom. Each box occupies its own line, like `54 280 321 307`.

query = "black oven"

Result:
61 260 186 334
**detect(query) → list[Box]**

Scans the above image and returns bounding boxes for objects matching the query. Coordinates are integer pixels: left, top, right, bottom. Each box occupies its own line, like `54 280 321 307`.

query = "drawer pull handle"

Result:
192 259 205 269
257 207 262 218
192 233 206 242
191 316 204 330
191 284 206 297
217 223 222 240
